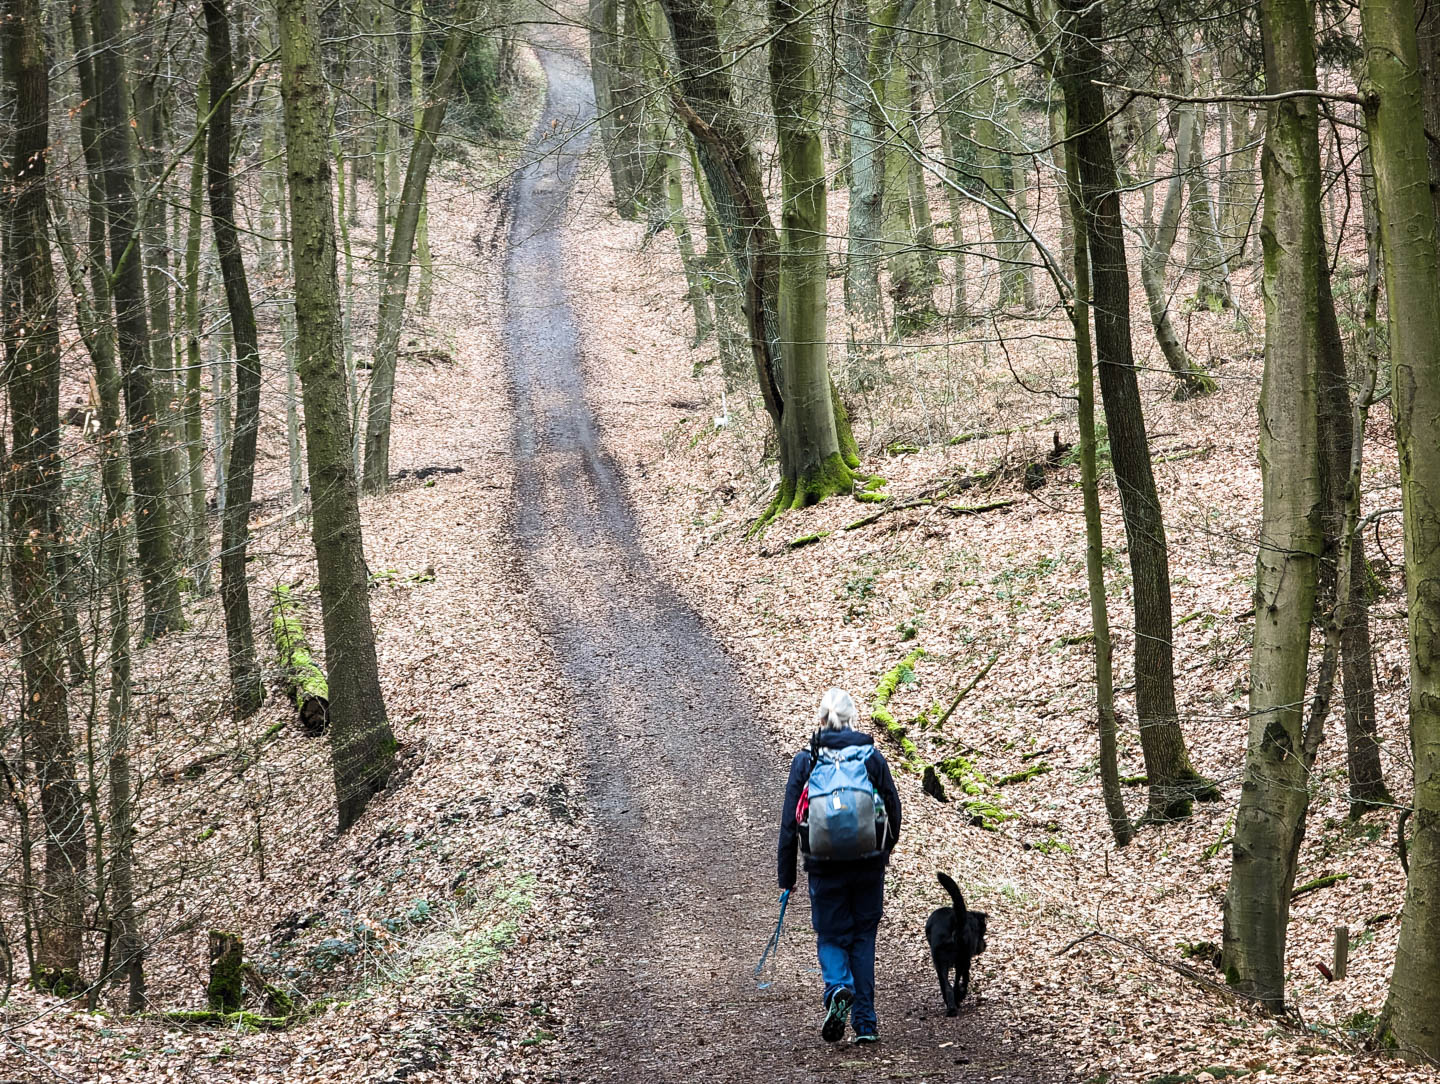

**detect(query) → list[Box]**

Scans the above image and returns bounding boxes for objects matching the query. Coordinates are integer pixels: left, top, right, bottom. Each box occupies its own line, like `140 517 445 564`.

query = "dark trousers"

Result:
808 868 885 1032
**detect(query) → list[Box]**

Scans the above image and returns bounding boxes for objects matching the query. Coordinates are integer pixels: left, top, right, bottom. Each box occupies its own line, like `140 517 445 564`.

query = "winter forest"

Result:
2 0 1440 1077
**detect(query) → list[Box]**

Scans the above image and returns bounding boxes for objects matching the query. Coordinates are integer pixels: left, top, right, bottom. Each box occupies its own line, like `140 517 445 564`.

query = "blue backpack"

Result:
798 743 888 861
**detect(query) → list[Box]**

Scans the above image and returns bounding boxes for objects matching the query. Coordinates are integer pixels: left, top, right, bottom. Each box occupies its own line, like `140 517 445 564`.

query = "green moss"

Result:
1291 872 1350 899
789 531 829 549
994 762 1052 787
938 755 988 795
936 755 1011 827
206 931 244 1013
961 798 1014 830
872 648 926 769
271 585 329 715
854 490 889 503
33 968 82 997
885 441 920 456
861 474 887 492
751 453 856 533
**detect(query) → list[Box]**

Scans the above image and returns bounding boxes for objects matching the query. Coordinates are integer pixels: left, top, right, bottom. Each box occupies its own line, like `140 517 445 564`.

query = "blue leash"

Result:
753 889 791 989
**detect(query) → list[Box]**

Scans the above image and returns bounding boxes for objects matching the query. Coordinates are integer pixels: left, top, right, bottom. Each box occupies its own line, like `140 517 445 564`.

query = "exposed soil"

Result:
505 44 1074 1083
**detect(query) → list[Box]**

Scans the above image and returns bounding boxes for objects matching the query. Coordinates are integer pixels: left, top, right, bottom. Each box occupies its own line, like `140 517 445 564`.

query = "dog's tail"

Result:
936 871 967 915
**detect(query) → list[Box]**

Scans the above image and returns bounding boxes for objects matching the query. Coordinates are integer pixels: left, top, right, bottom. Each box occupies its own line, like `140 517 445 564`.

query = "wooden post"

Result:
1333 925 1349 981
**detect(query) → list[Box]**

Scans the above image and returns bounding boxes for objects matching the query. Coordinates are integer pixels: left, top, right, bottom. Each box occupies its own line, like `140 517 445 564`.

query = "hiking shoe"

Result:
821 988 854 1042
850 1030 879 1045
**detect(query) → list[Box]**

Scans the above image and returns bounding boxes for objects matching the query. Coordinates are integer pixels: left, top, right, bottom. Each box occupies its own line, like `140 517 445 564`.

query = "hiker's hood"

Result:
814 727 875 750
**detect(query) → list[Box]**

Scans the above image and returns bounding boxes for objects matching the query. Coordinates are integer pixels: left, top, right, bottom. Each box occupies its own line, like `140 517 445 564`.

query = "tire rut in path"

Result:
504 45 1075 1084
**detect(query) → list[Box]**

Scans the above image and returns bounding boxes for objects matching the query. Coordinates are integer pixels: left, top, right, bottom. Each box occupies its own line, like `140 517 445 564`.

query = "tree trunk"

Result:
332 103 362 476
588 0 634 215
771 0 848 503
1220 0 1327 1011
1058 0 1209 823
689 138 750 389
411 0 433 316
969 0 1023 309
206 931 244 1012
1363 0 1440 1058
1185 58 1234 309
363 0 480 493
666 154 714 344
211 312 230 513
1137 98 1216 399
1219 44 1263 266
93 0 185 638
931 0 970 320
1050 96 1073 273
1314 170 1389 817
203 0 265 719
1003 70 1036 310
1064 119 1131 848
1341 167 1389 815
613 0 650 218
373 0 390 263
60 10 144 999
134 0 186 541
883 51 933 334
662 0 856 523
183 76 213 595
841 0 911 369
2 0 88 991
278 0 398 831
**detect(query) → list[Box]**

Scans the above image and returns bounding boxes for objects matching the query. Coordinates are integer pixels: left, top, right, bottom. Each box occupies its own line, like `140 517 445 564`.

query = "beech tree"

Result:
203 0 264 718
661 0 860 522
1220 0 1326 1011
91 0 186 639
363 0 482 494
278 0 398 830
1057 0 1211 823
3 0 89 992
1361 0 1440 1056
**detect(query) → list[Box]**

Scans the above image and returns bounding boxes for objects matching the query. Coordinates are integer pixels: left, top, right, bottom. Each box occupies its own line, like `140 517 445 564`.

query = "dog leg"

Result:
957 956 971 1003
935 961 957 1017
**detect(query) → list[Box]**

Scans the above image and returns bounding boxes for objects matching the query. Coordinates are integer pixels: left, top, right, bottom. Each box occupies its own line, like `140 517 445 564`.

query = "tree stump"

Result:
271 584 329 734
206 930 244 1012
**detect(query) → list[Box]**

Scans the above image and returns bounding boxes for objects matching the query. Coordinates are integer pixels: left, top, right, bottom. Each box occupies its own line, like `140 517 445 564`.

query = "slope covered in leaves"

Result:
561 139 1436 1083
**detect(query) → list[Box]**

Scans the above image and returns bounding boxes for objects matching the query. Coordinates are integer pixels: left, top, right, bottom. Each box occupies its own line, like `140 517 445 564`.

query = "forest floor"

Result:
3 20 1438 1084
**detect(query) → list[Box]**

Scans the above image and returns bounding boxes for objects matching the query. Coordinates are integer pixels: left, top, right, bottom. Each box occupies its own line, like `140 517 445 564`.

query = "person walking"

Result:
778 688 902 1044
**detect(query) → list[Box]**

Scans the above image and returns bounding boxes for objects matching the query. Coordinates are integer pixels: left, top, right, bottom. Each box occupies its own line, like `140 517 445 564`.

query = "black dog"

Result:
925 871 987 1016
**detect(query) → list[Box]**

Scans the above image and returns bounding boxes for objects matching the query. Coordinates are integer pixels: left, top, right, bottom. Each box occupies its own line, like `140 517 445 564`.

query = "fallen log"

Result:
1291 872 1350 901
271 585 329 735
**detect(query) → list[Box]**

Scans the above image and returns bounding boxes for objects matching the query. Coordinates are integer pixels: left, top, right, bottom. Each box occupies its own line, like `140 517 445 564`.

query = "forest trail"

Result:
502 45 1074 1083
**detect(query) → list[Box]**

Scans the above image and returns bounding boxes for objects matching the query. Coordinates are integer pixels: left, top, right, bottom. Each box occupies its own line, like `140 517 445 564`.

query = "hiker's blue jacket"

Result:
778 728 902 890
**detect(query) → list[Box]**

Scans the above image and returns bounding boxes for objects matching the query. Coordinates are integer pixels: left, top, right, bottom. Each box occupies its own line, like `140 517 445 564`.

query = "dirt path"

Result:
504 45 1074 1084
